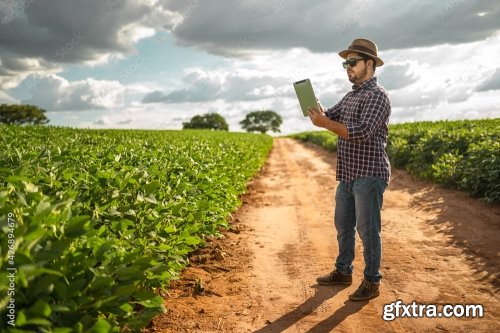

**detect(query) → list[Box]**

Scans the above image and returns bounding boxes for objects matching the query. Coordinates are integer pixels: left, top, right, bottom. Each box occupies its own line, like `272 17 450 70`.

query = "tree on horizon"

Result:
240 110 282 134
182 113 229 131
0 104 49 125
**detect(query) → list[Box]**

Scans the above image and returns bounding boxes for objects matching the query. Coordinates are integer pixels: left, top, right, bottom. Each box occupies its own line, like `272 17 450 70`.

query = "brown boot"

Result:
316 269 352 285
348 279 380 301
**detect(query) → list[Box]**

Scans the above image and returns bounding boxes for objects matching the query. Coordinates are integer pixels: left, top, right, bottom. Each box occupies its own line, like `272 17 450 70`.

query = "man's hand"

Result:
308 106 328 128
308 104 349 139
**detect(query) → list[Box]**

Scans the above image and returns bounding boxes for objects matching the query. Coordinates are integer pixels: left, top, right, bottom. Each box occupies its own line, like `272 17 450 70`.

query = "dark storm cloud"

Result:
0 0 178 87
167 0 500 56
0 0 177 63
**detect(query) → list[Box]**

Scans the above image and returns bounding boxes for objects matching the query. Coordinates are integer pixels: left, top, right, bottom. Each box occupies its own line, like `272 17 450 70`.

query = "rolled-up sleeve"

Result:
324 98 344 122
346 90 390 142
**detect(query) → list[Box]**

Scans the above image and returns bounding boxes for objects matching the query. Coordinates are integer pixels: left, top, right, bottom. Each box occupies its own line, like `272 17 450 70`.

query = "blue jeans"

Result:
334 177 387 283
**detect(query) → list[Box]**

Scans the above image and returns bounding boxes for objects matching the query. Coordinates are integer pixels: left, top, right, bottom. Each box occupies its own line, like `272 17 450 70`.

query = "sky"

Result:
1 0 499 135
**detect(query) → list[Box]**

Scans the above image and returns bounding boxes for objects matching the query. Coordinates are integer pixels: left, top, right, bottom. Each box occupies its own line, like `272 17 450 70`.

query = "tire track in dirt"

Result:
151 138 499 333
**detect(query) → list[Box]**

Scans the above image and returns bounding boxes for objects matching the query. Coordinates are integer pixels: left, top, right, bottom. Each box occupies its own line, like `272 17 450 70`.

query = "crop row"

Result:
387 119 499 202
289 118 499 202
0 126 272 332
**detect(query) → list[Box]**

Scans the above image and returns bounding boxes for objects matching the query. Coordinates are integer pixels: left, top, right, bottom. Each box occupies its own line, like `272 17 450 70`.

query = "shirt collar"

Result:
352 76 377 91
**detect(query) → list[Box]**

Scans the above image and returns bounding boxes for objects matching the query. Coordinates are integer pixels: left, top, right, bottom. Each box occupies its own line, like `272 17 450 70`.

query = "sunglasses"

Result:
342 58 365 69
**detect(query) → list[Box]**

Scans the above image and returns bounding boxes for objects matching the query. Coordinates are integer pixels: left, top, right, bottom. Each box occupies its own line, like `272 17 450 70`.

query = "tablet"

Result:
293 79 319 117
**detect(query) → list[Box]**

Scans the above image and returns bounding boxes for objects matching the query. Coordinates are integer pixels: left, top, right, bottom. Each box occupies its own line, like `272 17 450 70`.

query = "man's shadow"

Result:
253 284 368 333
305 298 368 333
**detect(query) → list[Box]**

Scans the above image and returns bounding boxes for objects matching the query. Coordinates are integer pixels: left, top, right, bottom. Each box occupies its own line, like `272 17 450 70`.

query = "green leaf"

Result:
20 265 64 280
115 265 141 280
133 290 164 308
38 238 72 261
90 276 114 290
65 215 90 237
137 295 163 308
51 304 71 313
53 280 69 299
73 322 84 333
68 278 87 295
14 147 23 161
185 236 201 245
88 319 112 333
119 303 134 314
133 290 156 301
96 170 112 179
29 300 52 317
24 317 52 326
31 274 58 296
142 180 161 195
163 225 176 233
125 209 136 216
15 310 27 326
22 227 46 249
114 284 137 297
144 195 158 204
6 175 24 189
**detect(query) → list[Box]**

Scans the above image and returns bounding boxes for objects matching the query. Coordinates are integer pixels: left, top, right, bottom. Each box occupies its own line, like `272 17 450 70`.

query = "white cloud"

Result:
142 67 288 103
391 90 500 124
21 74 126 111
391 88 444 108
89 103 188 129
381 33 500 107
0 56 61 89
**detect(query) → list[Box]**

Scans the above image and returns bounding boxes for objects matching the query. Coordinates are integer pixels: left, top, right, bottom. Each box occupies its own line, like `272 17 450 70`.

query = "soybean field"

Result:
0 126 272 331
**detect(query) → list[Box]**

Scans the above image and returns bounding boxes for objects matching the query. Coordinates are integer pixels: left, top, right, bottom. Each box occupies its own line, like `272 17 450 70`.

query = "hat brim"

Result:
339 49 384 67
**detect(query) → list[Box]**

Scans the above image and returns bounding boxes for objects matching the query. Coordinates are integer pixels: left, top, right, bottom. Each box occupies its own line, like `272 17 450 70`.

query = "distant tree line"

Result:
182 113 229 131
183 110 283 134
0 103 283 134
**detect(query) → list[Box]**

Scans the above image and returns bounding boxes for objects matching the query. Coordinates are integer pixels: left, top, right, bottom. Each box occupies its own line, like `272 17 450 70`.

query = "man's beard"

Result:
348 66 368 84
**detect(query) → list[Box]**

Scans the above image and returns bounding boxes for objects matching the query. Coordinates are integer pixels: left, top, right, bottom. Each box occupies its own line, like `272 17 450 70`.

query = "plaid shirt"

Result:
325 77 391 183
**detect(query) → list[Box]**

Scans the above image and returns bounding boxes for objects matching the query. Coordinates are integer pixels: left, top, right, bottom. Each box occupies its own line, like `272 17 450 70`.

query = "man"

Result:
308 38 391 301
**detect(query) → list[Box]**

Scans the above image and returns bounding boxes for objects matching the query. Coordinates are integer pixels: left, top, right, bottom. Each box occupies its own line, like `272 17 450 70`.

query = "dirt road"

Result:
151 138 499 333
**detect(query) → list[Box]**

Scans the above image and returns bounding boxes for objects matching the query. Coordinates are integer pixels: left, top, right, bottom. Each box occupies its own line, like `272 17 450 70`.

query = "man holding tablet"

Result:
307 38 391 301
